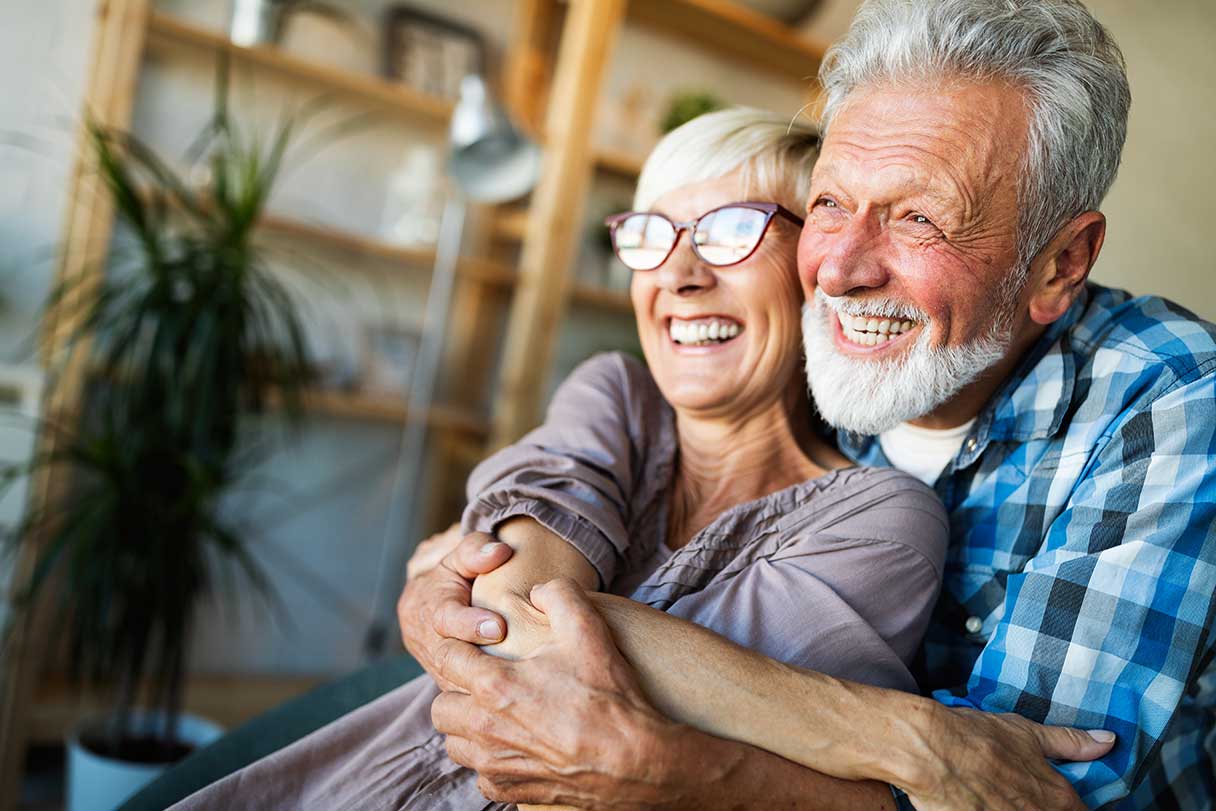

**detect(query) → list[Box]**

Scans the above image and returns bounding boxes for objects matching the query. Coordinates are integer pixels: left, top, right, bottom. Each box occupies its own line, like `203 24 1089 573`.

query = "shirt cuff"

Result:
463 497 619 588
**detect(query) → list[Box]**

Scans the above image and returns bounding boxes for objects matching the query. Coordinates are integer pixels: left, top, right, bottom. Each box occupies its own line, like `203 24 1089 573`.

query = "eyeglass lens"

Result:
613 206 770 271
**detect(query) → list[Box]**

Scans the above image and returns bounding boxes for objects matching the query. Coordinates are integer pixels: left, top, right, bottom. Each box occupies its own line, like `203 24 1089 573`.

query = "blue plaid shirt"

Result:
839 284 1216 809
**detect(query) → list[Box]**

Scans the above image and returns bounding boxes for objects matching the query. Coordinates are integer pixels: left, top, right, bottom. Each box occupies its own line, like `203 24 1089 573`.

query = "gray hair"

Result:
634 107 819 212
819 0 1130 270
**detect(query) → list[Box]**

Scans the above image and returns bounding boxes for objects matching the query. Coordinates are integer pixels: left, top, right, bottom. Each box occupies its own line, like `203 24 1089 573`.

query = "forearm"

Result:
468 518 932 787
471 517 598 659
662 726 897 810
588 592 934 788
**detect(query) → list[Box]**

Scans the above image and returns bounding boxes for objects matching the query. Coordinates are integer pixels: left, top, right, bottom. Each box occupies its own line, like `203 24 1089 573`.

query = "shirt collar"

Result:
835 287 1091 465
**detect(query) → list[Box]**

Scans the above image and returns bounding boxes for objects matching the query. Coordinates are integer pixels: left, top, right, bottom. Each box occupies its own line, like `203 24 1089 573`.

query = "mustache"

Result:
814 288 927 323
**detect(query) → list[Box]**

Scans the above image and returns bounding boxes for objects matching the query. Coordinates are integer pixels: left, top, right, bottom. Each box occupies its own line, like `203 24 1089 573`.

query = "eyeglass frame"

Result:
603 201 805 271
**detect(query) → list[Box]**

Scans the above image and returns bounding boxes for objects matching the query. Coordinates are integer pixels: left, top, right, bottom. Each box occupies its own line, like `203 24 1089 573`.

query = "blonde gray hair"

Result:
633 107 819 212
819 0 1130 270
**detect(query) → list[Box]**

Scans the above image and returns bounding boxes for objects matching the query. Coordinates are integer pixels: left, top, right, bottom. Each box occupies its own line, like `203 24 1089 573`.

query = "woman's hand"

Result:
406 522 464 581
471 573 554 660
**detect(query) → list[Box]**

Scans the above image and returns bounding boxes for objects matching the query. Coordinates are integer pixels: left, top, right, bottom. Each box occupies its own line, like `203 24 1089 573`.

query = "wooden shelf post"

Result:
490 0 627 448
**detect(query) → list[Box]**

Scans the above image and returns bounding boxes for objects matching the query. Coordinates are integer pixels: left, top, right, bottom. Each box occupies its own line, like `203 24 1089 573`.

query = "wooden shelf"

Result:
256 213 517 287
594 146 646 178
272 388 489 436
146 12 453 124
570 284 634 315
628 0 828 80
29 673 324 744
492 206 531 242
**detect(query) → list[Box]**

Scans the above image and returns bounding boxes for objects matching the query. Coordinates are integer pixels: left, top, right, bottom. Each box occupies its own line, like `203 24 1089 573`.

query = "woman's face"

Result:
630 172 806 418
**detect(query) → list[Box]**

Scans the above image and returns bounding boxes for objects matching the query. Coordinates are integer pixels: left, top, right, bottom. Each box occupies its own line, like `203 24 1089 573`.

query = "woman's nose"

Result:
654 236 717 295
812 216 890 298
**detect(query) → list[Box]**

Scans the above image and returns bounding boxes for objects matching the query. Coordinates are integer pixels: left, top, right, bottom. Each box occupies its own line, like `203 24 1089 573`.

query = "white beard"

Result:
802 289 1013 436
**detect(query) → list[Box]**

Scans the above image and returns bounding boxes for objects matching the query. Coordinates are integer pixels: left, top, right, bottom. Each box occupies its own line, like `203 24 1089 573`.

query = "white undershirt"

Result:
879 419 976 486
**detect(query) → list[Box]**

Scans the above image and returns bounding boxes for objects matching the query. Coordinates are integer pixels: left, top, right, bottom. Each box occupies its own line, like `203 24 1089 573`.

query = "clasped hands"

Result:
397 527 1112 810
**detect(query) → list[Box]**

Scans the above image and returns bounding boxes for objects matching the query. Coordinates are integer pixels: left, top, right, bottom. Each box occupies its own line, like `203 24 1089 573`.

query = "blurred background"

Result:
0 0 1212 808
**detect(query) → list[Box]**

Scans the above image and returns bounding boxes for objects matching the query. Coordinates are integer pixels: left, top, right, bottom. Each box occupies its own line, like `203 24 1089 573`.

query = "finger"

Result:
529 578 616 653
433 599 506 644
430 636 510 694
1034 723 1116 762
447 532 514 579
431 690 482 738
441 733 480 769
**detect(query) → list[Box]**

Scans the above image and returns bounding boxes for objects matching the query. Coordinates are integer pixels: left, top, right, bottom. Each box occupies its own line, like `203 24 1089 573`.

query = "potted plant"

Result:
659 90 725 134
1 70 315 810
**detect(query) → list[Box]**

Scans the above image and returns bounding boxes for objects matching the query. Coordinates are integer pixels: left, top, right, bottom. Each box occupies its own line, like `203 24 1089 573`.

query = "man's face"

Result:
798 82 1036 434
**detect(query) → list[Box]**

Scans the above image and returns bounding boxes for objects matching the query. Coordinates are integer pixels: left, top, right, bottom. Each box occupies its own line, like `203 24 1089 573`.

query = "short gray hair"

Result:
819 0 1130 268
634 107 819 212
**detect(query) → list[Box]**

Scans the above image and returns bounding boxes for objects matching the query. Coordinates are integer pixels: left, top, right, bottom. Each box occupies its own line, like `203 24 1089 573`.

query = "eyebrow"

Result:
814 162 965 218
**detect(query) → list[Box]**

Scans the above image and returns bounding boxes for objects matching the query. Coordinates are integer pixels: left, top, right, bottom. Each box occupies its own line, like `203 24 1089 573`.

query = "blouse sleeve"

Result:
461 353 660 587
659 470 948 691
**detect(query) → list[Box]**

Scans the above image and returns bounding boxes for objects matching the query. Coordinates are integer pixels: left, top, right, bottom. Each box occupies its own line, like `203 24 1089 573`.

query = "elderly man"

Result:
401 0 1216 808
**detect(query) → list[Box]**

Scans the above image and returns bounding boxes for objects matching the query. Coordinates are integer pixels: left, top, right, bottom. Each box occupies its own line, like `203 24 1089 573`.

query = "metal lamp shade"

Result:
447 75 541 203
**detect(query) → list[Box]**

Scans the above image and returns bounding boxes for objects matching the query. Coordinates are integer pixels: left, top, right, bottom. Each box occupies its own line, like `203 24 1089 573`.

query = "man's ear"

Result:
1026 211 1106 325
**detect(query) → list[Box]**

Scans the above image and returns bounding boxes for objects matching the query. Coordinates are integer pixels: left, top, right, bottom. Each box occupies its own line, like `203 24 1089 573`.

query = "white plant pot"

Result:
66 710 224 811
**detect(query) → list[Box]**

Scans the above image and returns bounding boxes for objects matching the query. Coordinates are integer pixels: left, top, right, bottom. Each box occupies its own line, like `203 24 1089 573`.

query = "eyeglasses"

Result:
604 202 804 272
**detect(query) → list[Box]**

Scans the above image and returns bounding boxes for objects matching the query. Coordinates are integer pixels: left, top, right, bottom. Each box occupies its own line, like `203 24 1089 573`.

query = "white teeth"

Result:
836 311 920 347
668 318 742 346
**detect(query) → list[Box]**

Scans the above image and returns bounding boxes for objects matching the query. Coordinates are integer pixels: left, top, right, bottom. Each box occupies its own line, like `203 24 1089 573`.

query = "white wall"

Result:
1084 0 1216 320
0 0 94 358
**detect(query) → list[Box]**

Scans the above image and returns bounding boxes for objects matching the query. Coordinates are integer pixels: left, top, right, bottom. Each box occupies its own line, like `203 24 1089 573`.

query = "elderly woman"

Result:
173 108 947 810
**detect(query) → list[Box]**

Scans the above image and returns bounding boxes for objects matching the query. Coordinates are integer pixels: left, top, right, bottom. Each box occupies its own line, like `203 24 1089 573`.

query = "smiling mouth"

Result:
836 312 921 347
668 316 743 346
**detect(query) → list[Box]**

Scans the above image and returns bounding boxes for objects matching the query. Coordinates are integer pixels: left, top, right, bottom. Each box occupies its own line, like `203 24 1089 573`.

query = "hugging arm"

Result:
433 521 1112 811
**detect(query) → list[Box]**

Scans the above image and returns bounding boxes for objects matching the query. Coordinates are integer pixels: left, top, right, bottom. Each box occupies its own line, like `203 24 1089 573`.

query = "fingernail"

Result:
480 542 501 556
1086 729 1116 743
478 619 502 641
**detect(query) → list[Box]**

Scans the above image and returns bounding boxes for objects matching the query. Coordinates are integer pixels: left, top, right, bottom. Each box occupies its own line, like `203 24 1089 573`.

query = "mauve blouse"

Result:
171 353 950 811
462 352 949 691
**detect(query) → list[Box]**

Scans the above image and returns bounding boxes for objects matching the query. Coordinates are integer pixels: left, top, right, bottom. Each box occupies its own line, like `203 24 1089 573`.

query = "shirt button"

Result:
965 616 983 634
965 438 978 452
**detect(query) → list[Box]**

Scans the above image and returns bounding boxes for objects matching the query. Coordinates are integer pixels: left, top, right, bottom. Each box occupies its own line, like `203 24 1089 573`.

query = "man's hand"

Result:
899 704 1116 811
397 531 514 691
405 522 463 581
430 579 694 810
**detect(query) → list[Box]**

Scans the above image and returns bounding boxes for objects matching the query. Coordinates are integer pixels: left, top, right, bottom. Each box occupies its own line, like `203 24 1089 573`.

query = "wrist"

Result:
882 694 949 795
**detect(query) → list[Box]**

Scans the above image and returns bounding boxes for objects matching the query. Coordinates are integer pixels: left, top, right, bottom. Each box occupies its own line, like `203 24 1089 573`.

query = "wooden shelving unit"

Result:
146 12 453 124
593 145 647 178
630 0 827 79
570 283 633 315
275 388 487 436
257 212 517 289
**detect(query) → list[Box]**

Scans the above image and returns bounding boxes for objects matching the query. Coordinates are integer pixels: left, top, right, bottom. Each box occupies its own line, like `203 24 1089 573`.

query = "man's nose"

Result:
654 236 717 295
813 216 890 298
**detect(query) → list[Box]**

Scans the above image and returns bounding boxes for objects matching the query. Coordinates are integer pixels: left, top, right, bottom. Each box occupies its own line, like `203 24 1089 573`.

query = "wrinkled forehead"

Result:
814 83 1029 208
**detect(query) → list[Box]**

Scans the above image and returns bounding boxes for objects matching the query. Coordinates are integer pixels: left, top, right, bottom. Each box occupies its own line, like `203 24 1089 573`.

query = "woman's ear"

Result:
1026 211 1106 325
